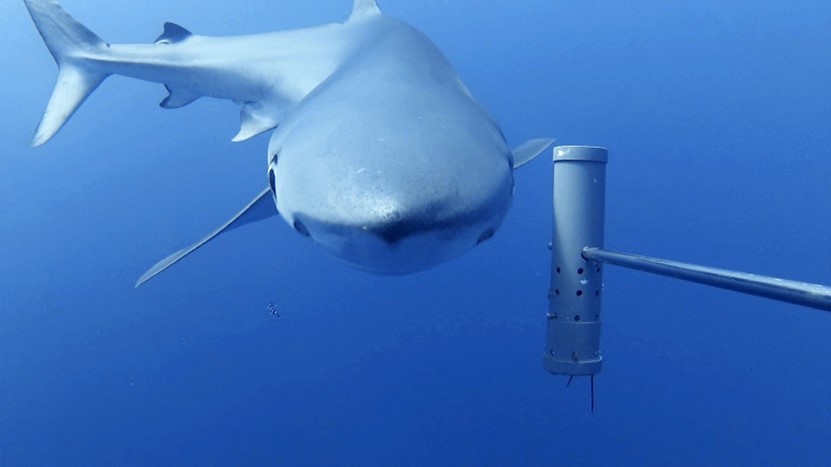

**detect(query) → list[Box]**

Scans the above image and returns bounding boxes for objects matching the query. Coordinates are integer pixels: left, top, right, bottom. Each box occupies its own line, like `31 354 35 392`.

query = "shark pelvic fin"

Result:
159 84 199 109
511 138 556 169
24 0 111 146
155 22 193 45
233 102 282 142
136 188 277 287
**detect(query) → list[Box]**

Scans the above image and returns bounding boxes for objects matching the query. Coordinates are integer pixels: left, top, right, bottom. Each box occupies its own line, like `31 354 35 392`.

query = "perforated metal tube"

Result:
544 146 608 376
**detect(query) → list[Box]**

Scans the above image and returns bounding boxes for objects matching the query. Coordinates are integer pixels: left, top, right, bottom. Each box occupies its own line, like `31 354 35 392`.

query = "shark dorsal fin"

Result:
350 0 381 20
155 22 192 45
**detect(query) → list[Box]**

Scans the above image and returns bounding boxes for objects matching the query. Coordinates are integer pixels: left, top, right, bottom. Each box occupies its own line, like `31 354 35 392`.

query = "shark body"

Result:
24 0 553 285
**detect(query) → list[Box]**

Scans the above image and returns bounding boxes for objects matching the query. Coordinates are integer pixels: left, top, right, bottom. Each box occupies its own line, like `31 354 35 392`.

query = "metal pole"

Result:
582 247 831 312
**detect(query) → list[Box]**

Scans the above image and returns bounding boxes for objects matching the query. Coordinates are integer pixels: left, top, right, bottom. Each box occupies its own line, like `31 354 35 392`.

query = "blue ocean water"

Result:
2 0 830 464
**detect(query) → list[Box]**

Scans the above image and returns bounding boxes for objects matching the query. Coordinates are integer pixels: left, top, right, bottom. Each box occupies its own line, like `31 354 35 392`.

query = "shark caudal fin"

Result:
24 0 110 146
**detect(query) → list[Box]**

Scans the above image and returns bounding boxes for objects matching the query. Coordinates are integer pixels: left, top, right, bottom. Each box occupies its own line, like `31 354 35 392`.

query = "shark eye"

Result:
293 220 310 237
268 169 276 195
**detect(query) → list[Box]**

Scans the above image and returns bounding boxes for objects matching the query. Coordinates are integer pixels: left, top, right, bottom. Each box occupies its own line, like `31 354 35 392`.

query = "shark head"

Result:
261 15 521 274
249 12 525 275
266 101 515 275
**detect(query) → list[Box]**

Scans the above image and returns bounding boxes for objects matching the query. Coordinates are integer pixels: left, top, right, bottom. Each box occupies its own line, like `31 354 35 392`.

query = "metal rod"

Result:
582 247 831 312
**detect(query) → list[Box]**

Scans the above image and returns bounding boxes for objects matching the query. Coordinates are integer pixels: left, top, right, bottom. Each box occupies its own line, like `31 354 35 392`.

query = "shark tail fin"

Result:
24 0 111 146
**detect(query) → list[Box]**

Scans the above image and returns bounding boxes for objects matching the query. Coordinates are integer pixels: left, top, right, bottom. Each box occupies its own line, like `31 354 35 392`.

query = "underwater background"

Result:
1 0 830 464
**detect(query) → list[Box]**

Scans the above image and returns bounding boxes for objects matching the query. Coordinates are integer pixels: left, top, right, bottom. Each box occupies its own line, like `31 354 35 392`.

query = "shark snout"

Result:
289 193 505 275
368 216 422 244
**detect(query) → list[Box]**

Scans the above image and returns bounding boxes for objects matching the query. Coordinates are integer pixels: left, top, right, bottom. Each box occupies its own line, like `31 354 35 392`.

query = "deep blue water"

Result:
2 0 830 465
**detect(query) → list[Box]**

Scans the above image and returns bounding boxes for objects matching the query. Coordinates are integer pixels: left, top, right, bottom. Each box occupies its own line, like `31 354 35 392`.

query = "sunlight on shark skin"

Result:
23 0 554 286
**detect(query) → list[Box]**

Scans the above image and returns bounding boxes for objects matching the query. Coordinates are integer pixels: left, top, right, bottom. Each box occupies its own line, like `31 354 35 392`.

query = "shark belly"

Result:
267 17 513 274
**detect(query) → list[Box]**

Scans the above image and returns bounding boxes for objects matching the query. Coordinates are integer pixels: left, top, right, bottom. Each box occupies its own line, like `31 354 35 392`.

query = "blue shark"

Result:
24 0 554 286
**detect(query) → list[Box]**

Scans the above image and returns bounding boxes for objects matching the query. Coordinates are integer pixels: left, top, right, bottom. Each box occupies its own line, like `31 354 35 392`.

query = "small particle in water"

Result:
267 302 280 317
580 279 589 285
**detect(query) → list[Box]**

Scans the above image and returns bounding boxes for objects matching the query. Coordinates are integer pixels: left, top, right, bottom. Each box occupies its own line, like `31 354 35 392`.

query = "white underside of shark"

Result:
23 0 553 286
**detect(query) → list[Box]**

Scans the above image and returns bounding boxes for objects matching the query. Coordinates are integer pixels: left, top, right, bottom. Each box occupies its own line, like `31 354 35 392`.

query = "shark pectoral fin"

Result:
511 138 556 170
136 188 276 287
232 102 282 142
159 84 199 109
